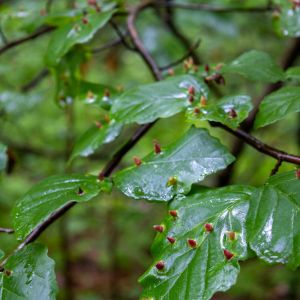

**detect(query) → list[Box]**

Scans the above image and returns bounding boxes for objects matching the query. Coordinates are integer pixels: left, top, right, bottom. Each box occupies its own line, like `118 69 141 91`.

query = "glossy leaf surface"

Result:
285 66 300 81
0 243 57 300
140 186 253 299
13 174 110 240
70 120 122 161
222 50 284 83
111 75 209 125
114 127 235 201
186 95 253 129
248 171 300 267
254 87 300 128
46 10 114 66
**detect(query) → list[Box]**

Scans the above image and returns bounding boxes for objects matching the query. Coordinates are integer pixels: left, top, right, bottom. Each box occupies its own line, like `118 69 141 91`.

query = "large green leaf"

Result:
0 144 7 172
70 120 122 161
0 243 57 300
114 127 235 201
254 87 300 128
247 171 300 268
46 10 114 66
222 50 284 83
186 95 253 129
140 186 253 300
111 75 209 125
13 174 111 240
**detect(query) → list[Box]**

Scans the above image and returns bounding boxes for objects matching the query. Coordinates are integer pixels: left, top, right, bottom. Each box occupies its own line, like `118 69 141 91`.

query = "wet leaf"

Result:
46 10 115 66
140 185 253 300
13 174 111 240
111 75 209 125
70 120 122 161
254 87 300 128
114 127 235 201
247 171 300 268
222 50 284 83
186 95 253 129
0 243 57 300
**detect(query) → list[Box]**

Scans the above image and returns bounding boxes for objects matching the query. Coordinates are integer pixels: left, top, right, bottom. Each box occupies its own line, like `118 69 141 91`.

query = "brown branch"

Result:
0 26 54 56
0 227 14 234
270 159 283 176
127 0 163 81
110 20 136 51
158 0 201 65
155 1 273 13
212 122 300 165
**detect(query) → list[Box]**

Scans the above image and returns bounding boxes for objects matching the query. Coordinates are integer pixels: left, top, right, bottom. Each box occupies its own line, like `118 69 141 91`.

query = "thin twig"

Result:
270 159 283 176
21 69 49 93
155 1 273 13
159 39 200 71
127 0 163 81
110 20 136 51
92 38 123 53
0 26 55 56
0 227 14 234
212 122 300 165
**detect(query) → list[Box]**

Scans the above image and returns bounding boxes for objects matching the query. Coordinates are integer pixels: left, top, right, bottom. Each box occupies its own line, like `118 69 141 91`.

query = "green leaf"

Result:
0 144 7 172
222 50 284 83
114 127 235 201
254 87 300 128
46 10 115 66
140 185 254 300
13 174 110 240
247 171 300 268
111 75 209 125
186 95 253 129
0 243 57 300
70 120 122 161
278 6 300 37
285 66 300 81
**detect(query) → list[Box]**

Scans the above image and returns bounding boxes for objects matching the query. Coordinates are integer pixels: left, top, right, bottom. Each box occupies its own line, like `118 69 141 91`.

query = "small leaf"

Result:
186 95 253 129
111 75 209 125
46 10 115 66
0 243 57 300
70 120 122 161
285 66 300 81
0 144 7 172
254 87 300 128
222 50 284 83
247 171 300 268
13 174 110 240
140 185 253 300
114 127 235 201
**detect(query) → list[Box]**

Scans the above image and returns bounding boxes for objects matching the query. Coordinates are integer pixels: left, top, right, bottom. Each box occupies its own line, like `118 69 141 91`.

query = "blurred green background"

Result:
0 0 299 299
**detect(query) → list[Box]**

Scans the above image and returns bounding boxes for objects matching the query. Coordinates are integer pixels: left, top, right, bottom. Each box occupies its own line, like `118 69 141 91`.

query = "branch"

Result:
0 227 14 234
0 26 54 55
159 39 200 71
127 0 163 81
155 2 273 13
212 123 300 165
92 38 123 54
21 69 49 92
110 20 136 51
